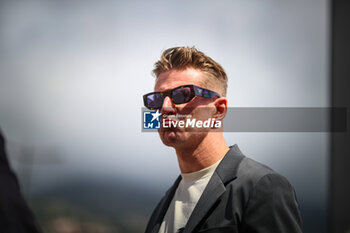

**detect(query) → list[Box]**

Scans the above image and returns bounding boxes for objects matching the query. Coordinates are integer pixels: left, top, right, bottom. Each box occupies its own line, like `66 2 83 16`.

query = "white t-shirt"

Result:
158 159 222 233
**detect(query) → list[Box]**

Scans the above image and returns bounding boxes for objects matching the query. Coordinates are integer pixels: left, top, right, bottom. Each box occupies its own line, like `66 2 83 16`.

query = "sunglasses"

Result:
143 84 220 110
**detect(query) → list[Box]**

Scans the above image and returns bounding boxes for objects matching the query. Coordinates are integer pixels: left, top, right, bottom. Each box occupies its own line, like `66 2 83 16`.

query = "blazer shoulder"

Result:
229 156 291 195
220 145 286 189
237 156 279 181
237 158 303 233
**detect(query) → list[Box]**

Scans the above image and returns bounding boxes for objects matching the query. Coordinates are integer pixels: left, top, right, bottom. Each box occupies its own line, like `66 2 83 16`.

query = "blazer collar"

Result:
216 144 245 185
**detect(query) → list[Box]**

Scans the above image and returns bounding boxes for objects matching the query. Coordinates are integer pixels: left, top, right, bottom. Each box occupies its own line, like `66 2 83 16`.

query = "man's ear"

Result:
213 97 227 120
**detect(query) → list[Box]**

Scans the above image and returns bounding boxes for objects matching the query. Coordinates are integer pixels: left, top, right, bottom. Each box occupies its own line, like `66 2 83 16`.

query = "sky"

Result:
0 0 329 208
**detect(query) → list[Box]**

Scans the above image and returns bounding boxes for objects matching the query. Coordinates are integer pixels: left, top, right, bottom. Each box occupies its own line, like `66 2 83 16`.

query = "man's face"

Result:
154 68 219 149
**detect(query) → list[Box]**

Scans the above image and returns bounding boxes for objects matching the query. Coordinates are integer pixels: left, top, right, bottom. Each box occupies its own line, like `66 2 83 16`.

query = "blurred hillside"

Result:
28 177 162 233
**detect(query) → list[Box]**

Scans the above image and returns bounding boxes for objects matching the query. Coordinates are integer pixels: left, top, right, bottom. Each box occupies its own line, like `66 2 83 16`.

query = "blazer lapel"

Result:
182 145 245 233
146 176 182 233
182 172 226 233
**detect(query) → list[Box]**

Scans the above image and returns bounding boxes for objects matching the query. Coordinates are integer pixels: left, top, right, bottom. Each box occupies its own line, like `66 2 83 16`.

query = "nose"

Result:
161 96 176 115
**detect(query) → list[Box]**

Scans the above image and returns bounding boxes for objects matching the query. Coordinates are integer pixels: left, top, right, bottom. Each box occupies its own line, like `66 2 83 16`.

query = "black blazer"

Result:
145 145 303 233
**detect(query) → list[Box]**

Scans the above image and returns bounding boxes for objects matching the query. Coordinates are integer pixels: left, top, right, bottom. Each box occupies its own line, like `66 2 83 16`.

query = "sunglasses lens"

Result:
146 93 163 109
172 87 192 104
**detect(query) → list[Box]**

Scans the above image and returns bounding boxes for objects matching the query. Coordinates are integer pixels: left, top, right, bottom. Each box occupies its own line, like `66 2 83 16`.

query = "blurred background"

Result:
0 0 329 232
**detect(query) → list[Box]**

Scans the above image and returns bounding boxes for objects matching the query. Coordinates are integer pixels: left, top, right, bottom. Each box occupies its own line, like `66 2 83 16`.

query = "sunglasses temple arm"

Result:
194 86 220 98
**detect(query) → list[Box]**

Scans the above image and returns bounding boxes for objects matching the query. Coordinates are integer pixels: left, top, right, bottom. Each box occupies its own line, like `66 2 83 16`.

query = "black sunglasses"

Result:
143 84 220 110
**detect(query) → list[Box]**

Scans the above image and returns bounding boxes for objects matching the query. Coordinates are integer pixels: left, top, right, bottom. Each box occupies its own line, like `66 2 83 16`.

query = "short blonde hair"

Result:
153 46 228 96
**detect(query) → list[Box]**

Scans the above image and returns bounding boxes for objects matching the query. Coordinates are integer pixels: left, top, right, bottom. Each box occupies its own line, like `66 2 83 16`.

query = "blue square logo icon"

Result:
143 110 161 129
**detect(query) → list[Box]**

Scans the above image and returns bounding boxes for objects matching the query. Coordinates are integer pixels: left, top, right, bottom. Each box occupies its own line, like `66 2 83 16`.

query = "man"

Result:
0 128 42 233
143 47 302 233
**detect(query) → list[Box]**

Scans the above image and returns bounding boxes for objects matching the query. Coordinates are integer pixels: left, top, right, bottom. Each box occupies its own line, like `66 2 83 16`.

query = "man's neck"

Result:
175 133 229 173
